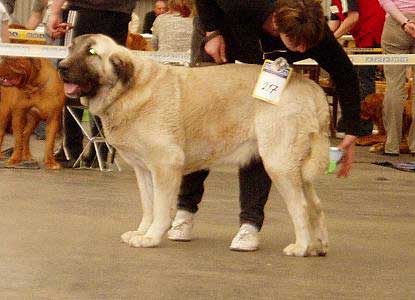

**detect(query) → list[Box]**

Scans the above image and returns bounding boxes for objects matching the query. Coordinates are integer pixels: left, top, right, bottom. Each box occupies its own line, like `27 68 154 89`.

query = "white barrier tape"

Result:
5 42 412 66
0 43 68 58
0 43 191 64
349 54 415 65
133 51 190 64
295 54 415 66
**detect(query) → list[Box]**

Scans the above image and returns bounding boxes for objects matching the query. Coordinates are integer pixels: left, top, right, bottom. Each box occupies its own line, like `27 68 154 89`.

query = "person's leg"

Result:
230 158 272 251
407 64 415 154
168 170 210 241
357 65 376 135
56 105 84 164
177 169 210 213
381 16 414 154
238 158 272 229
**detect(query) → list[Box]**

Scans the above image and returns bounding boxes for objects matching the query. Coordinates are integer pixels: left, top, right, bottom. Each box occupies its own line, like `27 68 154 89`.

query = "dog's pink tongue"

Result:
63 83 81 96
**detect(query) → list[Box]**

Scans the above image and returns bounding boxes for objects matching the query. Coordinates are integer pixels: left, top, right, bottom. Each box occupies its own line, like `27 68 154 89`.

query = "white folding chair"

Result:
66 104 121 172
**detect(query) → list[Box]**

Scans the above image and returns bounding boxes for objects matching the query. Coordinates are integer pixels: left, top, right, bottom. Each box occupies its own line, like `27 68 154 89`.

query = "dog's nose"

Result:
58 62 69 77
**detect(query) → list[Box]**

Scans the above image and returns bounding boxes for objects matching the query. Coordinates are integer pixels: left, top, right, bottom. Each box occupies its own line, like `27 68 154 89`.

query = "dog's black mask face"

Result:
58 34 135 101
58 35 103 99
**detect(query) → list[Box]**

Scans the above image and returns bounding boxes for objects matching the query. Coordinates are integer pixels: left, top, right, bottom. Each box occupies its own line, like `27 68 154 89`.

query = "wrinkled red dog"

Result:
0 57 65 169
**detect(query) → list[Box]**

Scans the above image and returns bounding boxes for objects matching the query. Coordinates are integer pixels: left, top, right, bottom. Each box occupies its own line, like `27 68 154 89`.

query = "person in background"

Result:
26 0 50 30
0 0 10 43
328 0 359 38
0 0 14 15
142 0 167 34
47 0 138 168
329 0 385 136
378 0 415 156
151 0 194 52
168 0 363 251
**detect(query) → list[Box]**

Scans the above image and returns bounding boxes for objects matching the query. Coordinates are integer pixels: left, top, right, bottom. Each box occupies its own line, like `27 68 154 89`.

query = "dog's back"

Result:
161 64 330 177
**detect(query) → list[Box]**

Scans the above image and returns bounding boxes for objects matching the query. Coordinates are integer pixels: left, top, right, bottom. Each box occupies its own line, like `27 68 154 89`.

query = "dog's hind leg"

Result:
0 104 11 160
258 118 317 256
303 182 328 256
121 166 154 244
269 169 314 257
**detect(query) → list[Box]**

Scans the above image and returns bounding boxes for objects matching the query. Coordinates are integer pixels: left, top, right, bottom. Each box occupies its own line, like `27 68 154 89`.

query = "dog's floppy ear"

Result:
109 52 135 86
30 58 42 73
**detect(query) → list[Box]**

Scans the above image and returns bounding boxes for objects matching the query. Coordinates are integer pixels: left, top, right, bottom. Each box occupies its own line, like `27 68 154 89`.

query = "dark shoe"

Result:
54 147 81 168
54 147 68 162
59 158 77 168
1 147 14 159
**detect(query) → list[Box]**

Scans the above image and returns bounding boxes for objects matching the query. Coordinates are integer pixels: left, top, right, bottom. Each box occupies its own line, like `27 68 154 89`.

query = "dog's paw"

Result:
128 235 160 248
121 230 142 244
283 243 328 257
7 157 21 165
283 243 309 257
44 159 61 170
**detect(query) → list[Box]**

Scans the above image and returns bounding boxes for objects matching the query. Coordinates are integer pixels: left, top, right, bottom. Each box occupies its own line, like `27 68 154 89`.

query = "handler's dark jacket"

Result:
196 0 363 136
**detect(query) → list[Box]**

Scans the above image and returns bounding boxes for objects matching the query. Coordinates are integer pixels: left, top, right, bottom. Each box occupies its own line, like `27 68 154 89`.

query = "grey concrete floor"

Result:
1 134 415 300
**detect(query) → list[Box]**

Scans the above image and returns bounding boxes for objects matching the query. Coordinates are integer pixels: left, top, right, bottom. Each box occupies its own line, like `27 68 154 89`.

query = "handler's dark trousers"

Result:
177 159 272 230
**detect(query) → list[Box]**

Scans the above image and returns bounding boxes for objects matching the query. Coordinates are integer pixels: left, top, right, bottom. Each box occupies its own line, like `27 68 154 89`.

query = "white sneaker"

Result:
167 210 194 241
229 223 259 251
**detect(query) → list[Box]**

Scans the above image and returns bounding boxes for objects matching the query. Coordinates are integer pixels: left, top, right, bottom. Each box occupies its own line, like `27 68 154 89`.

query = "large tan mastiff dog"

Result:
59 34 330 257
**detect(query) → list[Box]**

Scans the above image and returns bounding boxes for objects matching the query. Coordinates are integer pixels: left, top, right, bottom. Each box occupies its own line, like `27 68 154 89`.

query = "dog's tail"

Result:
302 85 330 182
302 132 330 182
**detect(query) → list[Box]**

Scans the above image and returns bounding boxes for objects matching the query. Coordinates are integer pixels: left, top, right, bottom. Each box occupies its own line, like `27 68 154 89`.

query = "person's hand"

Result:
47 14 72 40
204 32 227 64
403 20 415 38
336 134 357 177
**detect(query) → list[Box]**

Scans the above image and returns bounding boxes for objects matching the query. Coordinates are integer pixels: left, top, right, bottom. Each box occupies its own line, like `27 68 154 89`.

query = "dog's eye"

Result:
88 48 98 56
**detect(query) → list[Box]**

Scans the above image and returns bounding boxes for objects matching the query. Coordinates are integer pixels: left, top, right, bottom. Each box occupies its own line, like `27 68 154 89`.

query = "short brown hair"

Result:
274 0 325 49
168 0 195 17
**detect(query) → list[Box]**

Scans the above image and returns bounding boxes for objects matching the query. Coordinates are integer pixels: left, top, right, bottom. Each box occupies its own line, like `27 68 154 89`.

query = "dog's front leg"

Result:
44 113 62 169
121 166 154 244
8 110 26 165
128 167 182 248
21 111 40 161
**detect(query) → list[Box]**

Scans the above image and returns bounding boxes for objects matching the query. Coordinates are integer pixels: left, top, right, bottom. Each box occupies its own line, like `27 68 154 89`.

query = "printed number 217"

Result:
261 81 279 94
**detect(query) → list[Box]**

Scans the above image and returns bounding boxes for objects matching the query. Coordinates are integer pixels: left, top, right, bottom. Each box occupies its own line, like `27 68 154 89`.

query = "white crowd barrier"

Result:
0 43 191 64
295 54 415 66
1 42 414 66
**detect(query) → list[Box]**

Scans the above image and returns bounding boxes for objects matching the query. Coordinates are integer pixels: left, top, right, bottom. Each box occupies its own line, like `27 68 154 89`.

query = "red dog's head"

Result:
126 32 151 51
360 93 384 121
0 57 41 88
